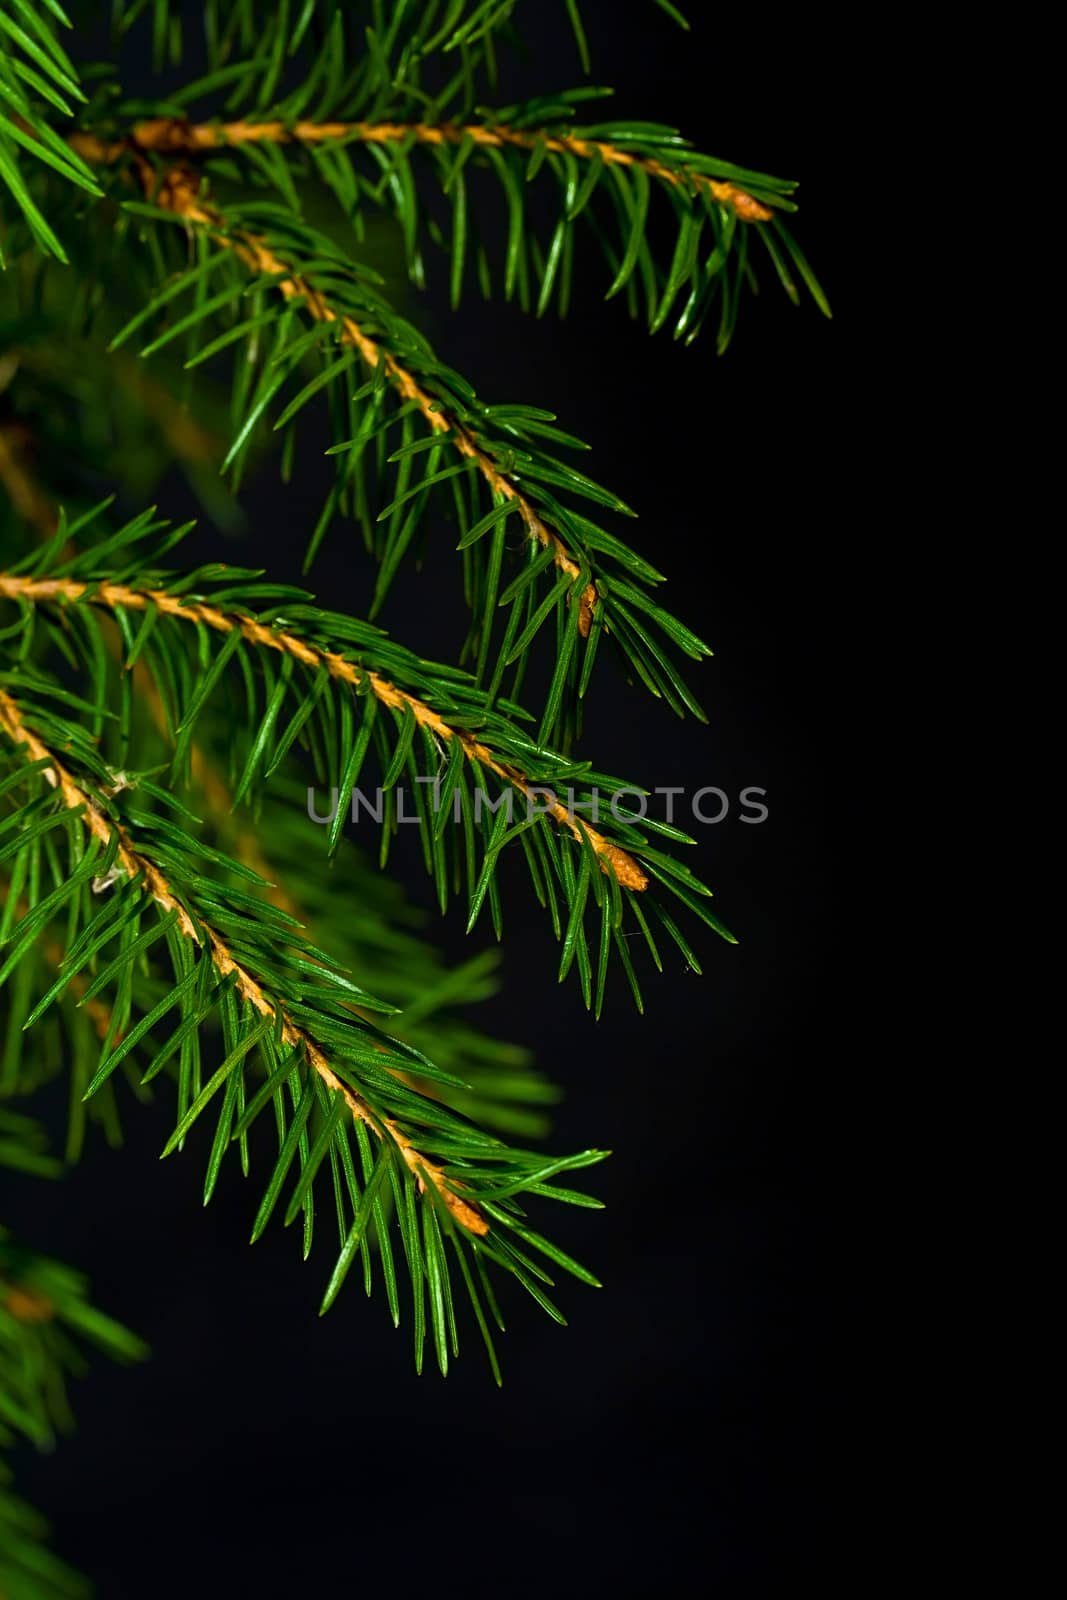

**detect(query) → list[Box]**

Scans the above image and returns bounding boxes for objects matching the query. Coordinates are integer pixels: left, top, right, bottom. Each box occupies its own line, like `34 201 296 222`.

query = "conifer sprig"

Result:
0 566 643 883
89 114 777 219
73 93 825 344
0 680 486 1237
0 681 610 1374
83 165 713 741
0 504 733 1008
5 1 825 747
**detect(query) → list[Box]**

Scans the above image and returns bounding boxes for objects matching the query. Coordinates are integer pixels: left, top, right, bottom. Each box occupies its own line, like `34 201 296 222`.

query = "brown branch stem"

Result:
71 117 774 220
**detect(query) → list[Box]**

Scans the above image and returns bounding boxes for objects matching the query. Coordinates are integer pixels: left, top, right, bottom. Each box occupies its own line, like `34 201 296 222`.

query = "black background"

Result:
8 3 872 1591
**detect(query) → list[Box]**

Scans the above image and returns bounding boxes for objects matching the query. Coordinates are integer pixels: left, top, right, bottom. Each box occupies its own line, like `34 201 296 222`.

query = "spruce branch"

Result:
12 121 732 735
0 503 732 1009
68 96 826 345
74 116 776 221
0 568 645 888
0 679 611 1375
0 684 488 1235
74 161 714 739
89 158 602 637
